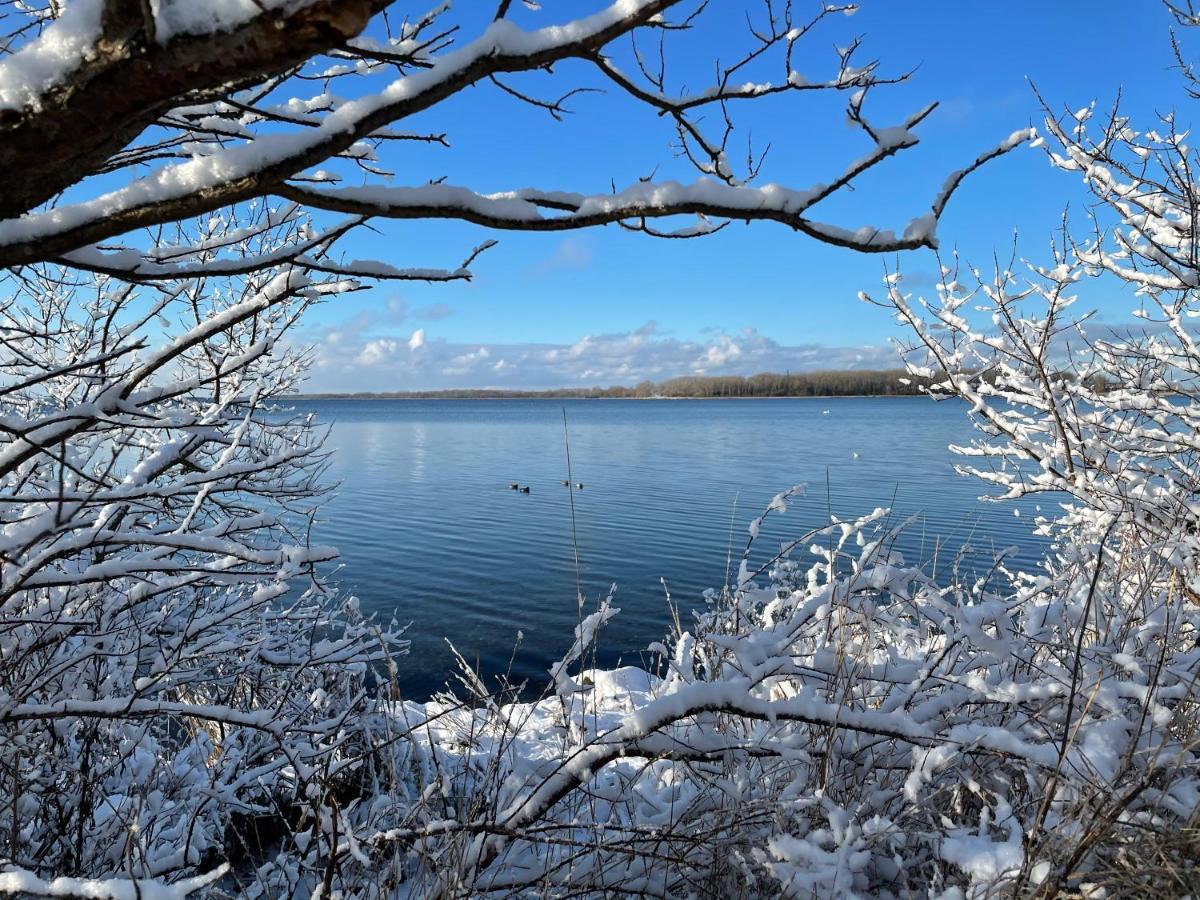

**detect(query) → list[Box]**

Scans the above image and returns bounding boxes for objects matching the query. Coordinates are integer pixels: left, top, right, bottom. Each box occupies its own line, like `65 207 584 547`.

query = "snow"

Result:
940 831 1022 892
0 865 229 899
0 0 102 112
0 1 325 112
151 1 317 43
0 0 676 249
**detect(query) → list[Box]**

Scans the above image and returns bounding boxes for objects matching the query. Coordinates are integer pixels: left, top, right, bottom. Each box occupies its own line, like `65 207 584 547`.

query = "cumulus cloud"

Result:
304 319 899 392
702 334 743 367
354 339 398 366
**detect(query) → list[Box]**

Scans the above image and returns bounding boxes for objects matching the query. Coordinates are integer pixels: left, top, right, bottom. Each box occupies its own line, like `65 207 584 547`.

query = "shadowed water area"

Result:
295 397 1047 699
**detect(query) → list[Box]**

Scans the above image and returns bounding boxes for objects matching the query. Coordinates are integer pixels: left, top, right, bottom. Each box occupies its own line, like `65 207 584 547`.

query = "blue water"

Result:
295 397 1047 699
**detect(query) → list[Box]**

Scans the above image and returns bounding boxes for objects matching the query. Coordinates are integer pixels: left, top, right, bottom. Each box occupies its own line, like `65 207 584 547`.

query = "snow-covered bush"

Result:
0 209 407 893
374 494 1198 898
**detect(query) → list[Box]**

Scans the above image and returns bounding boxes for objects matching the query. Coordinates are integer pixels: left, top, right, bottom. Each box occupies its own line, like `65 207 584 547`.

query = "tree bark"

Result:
0 0 382 221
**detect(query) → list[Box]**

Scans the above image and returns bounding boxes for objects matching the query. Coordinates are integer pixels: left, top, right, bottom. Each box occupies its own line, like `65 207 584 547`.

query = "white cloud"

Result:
355 338 399 366
301 319 900 392
702 335 742 367
443 346 490 375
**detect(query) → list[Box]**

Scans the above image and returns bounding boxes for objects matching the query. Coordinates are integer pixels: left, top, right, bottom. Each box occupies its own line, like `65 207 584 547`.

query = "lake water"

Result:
295 397 1047 699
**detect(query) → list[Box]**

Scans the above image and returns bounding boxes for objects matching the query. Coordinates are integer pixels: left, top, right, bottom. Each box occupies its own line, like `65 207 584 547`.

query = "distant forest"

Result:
297 369 941 400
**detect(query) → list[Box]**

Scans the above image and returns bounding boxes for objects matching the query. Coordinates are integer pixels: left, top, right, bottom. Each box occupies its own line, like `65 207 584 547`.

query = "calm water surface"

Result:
296 397 1046 698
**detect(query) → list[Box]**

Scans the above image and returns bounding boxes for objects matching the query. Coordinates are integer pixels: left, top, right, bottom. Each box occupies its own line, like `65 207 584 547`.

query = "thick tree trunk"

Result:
0 0 380 221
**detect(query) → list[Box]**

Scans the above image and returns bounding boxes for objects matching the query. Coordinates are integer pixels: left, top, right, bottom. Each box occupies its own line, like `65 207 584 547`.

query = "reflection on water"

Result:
296 397 1048 699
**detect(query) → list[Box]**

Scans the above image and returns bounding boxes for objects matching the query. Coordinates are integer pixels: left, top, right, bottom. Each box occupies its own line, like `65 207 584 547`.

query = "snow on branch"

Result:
374 491 1200 896
0 0 1027 271
273 132 1030 254
0 863 228 899
0 215 406 890
0 0 680 265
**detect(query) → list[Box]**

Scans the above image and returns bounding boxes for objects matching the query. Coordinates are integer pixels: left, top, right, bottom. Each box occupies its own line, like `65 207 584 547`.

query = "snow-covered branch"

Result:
0 0 1025 271
273 136 1029 254
0 216 406 891
373 502 1199 897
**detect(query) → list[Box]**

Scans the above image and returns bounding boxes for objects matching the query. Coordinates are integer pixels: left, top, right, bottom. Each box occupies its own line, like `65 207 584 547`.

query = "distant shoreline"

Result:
287 369 937 402
287 393 930 401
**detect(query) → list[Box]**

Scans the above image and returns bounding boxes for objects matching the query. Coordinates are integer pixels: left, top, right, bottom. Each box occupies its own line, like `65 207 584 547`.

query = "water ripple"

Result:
295 397 1048 698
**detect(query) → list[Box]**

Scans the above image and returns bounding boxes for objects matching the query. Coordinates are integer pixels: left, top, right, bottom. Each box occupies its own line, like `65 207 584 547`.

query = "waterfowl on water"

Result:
509 482 520 490
561 479 571 486
575 482 584 489
520 486 531 493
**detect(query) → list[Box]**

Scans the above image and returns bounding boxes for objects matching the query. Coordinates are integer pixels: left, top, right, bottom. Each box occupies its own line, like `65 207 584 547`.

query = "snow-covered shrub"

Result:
0 209 406 893
371 492 1197 898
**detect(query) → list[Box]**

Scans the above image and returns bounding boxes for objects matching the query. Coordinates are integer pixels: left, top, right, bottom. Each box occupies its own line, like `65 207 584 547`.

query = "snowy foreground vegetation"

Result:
1 0 1199 897
7 247 1200 899
3 151 1200 898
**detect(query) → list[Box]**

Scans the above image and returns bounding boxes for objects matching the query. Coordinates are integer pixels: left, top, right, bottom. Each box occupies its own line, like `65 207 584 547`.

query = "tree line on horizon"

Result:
298 368 942 399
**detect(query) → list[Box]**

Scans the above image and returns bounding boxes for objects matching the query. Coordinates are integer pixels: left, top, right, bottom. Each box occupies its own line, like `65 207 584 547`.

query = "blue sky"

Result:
300 1 1185 391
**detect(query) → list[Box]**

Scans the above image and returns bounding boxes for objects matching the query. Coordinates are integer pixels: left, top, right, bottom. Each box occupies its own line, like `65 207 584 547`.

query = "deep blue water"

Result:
295 397 1047 699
